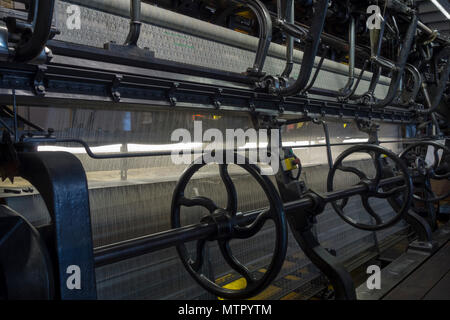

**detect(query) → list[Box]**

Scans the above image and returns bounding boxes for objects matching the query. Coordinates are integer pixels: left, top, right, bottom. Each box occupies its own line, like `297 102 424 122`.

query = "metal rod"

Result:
124 0 142 46
313 119 333 169
12 89 18 143
338 16 356 98
278 0 328 96
280 0 294 78
22 137 447 160
303 47 329 94
94 222 217 266
345 60 369 101
235 0 272 76
1 105 45 132
372 14 419 108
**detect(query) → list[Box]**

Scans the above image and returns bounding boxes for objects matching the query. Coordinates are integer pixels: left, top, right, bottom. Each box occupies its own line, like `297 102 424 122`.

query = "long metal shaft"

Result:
94 174 404 267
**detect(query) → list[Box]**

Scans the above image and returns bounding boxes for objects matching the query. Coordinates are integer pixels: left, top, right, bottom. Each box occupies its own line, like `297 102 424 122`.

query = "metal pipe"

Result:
124 0 142 46
372 14 418 108
303 47 330 94
344 60 369 101
66 0 389 86
278 0 329 96
338 16 356 98
12 89 18 143
280 0 294 78
313 119 333 169
94 222 217 266
235 0 272 76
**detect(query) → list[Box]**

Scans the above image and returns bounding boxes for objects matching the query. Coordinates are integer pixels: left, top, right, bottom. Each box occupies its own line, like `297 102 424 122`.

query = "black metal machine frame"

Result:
0 0 449 301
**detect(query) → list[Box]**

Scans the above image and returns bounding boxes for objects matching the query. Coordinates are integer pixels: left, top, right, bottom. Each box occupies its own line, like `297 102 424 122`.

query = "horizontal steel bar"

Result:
94 175 404 266
0 43 416 124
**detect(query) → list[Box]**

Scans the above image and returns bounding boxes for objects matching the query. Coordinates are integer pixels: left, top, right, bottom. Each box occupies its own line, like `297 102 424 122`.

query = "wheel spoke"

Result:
336 197 349 210
375 185 406 198
218 240 254 285
337 164 368 180
433 146 441 168
190 239 206 272
233 209 271 239
219 164 238 214
373 152 384 183
178 196 219 213
361 195 383 225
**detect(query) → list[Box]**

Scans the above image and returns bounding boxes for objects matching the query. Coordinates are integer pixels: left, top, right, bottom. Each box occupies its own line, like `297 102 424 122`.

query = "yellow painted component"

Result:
283 158 298 171
298 267 309 274
218 277 281 300
342 55 350 66
282 261 295 269
343 123 348 128
215 273 233 285
223 277 247 290
236 11 252 19
281 292 302 300
297 122 305 129
249 285 281 300
218 277 247 300
258 268 267 273
285 275 301 281
234 29 249 35
213 115 222 120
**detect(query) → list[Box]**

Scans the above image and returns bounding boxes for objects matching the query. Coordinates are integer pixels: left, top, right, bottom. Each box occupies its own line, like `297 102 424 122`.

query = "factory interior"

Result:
0 0 449 304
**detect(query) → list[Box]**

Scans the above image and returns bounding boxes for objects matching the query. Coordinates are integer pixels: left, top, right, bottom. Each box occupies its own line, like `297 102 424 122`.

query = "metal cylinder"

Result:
64 0 390 85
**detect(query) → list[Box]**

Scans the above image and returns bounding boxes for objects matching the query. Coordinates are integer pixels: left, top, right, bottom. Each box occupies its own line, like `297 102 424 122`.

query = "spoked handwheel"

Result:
171 152 288 299
399 141 450 203
327 145 413 231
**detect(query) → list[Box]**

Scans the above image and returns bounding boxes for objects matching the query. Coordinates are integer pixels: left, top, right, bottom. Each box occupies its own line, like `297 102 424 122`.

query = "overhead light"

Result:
283 141 312 147
127 142 203 152
431 0 450 20
38 144 122 154
38 142 204 154
343 138 368 143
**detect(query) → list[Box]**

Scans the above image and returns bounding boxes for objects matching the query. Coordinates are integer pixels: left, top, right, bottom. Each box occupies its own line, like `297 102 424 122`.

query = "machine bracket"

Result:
211 88 222 109
110 74 123 102
33 65 47 96
168 82 180 107
18 151 97 299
